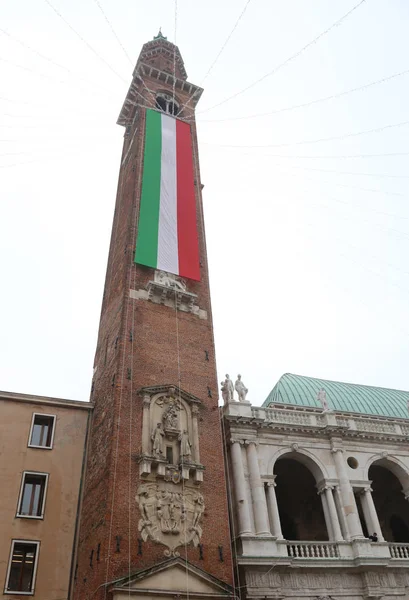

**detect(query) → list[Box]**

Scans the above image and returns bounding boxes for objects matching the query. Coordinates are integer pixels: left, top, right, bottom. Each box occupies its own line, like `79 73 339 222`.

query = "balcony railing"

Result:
389 543 409 558
252 406 408 438
287 541 340 558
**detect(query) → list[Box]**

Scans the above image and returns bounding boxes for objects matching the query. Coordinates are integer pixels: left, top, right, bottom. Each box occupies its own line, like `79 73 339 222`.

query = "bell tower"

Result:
72 33 234 600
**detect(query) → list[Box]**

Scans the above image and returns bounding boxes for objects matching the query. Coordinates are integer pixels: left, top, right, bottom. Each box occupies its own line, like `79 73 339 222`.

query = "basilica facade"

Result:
223 372 409 600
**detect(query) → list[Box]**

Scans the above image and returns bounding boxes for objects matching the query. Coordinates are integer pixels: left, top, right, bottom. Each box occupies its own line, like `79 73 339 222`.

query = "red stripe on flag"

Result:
176 119 200 281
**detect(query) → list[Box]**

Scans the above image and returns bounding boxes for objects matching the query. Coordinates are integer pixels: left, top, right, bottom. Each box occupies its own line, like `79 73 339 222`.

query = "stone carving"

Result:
155 270 187 291
281 572 361 589
222 374 234 403
151 423 165 457
178 430 192 460
136 483 205 556
162 401 179 431
235 374 248 402
317 388 329 411
164 465 181 484
221 380 229 404
246 570 281 588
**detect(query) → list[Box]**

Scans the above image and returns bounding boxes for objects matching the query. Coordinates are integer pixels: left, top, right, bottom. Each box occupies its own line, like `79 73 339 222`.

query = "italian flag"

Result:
134 109 200 281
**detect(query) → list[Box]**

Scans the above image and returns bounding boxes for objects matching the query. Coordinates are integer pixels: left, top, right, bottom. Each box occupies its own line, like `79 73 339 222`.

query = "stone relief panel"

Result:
136 482 205 556
150 392 191 466
140 387 204 484
154 270 187 291
245 569 409 600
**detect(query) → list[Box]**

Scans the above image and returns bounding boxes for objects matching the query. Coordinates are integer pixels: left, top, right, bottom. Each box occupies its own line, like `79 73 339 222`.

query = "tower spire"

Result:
154 27 167 40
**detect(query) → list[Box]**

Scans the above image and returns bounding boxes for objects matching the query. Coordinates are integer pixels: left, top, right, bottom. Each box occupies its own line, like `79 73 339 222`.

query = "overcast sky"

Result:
1 0 409 405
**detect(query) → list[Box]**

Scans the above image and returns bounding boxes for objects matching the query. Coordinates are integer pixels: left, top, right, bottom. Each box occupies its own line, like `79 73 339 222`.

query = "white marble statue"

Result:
151 423 164 456
235 374 248 403
317 388 329 411
223 374 234 403
221 381 228 404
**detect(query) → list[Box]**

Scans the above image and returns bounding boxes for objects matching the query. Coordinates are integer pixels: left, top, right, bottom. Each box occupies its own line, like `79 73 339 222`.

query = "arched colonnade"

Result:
229 440 409 543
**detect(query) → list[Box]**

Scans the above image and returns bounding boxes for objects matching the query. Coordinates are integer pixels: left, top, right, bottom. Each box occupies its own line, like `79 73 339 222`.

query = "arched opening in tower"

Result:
369 465 409 542
274 458 329 541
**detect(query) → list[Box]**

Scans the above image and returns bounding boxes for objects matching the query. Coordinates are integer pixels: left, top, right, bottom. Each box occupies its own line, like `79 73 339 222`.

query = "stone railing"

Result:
287 541 340 559
389 543 409 558
252 407 408 437
263 408 312 426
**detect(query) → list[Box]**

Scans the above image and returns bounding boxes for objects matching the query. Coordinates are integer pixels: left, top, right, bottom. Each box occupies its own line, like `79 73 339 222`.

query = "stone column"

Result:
266 478 283 539
230 440 252 535
334 485 349 540
325 486 343 541
358 488 372 537
191 405 200 463
318 488 334 541
246 440 271 535
142 394 151 454
363 486 384 541
331 446 363 539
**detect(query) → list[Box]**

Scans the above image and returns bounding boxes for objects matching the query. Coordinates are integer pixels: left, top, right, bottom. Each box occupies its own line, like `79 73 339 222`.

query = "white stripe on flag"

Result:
157 114 178 274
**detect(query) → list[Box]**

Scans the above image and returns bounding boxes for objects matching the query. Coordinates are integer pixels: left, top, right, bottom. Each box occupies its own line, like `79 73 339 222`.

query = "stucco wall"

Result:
0 395 90 599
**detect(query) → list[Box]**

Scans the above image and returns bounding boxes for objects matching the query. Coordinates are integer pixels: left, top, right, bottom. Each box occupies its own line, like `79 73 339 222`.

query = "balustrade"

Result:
389 543 409 558
287 541 340 558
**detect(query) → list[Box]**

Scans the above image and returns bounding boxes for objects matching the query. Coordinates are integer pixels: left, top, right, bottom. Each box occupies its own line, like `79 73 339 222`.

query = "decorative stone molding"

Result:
234 405 409 443
136 482 204 556
244 439 259 447
129 271 207 319
229 438 245 446
138 385 203 483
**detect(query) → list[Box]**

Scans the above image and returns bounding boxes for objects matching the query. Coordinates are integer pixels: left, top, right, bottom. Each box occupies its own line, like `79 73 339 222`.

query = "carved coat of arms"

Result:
136 483 205 556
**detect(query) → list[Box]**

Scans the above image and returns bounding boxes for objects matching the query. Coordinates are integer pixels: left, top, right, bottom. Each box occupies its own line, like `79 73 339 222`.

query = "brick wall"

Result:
72 42 233 600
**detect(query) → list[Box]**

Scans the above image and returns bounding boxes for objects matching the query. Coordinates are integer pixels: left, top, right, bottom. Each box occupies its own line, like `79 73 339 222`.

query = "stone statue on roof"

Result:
235 375 248 403
317 388 329 411
221 374 234 404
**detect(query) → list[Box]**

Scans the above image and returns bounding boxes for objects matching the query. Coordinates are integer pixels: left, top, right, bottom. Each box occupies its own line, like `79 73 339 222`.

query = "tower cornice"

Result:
117 63 203 126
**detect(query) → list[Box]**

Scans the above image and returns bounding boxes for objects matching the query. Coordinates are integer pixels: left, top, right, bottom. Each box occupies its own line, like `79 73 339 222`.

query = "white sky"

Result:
1 0 409 405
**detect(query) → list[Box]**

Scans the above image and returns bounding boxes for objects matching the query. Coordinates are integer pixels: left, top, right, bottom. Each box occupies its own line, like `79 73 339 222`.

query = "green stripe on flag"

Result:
135 109 162 268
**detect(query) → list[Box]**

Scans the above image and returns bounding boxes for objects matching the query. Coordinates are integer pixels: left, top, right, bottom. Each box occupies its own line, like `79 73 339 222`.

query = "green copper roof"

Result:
154 28 167 40
263 373 409 419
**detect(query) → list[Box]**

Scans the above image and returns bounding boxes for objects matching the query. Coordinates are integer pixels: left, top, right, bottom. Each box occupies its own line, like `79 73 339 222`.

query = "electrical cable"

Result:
43 0 127 83
201 0 252 85
293 215 409 298
261 163 409 179
0 95 109 120
269 165 409 198
178 0 253 115
198 0 368 114
0 56 117 99
172 0 178 109
198 67 409 123
0 26 118 97
89 0 157 108
92 0 134 65
202 118 409 149
239 151 409 160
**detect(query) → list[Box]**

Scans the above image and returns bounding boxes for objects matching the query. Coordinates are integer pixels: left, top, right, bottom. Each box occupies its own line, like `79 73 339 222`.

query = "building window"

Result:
17 472 48 519
155 92 179 116
4 540 40 595
28 414 55 449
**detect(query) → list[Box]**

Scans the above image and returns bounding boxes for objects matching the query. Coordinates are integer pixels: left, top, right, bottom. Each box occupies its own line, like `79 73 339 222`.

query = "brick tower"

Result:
72 33 234 600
